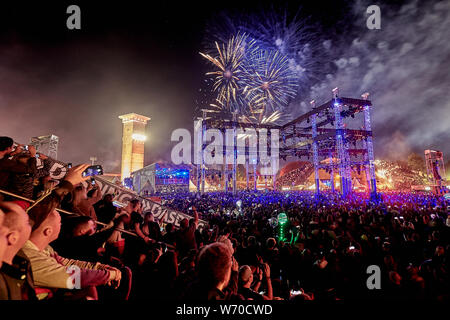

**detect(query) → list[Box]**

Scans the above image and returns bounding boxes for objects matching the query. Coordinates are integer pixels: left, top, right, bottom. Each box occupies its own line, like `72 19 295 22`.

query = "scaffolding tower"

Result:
29 135 59 159
196 88 378 200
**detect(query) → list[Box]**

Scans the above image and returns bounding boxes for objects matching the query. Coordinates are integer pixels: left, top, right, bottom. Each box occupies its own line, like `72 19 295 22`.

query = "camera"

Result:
23 145 29 151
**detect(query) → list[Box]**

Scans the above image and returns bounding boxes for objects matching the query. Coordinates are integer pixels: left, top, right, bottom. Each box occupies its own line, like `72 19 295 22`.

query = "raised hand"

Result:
64 164 91 186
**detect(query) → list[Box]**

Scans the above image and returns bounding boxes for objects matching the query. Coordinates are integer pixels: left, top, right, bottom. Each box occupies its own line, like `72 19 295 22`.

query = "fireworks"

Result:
242 49 299 117
203 7 325 84
199 33 257 113
200 37 299 123
199 8 322 124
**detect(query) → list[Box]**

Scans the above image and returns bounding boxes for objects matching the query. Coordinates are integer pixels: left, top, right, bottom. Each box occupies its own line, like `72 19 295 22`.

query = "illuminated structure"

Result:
277 212 289 242
280 89 377 200
197 88 377 199
30 135 59 159
119 113 150 181
425 150 446 195
131 162 190 195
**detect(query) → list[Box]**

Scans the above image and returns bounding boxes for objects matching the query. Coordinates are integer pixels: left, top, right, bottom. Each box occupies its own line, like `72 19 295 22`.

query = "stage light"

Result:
132 133 147 141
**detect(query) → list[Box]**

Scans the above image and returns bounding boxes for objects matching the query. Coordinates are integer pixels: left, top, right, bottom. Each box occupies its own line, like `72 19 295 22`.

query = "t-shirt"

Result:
163 231 176 246
94 201 117 224
238 287 264 301
146 221 162 241
130 211 144 228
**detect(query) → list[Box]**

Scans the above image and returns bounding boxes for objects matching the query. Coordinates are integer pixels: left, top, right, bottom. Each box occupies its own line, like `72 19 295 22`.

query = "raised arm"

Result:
261 263 273 300
192 206 199 229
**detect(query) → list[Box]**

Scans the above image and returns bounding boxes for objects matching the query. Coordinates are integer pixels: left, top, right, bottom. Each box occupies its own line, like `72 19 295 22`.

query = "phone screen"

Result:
82 165 104 177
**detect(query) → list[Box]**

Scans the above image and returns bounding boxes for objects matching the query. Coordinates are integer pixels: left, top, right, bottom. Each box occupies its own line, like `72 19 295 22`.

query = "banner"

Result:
94 176 207 228
36 157 207 228
38 157 69 180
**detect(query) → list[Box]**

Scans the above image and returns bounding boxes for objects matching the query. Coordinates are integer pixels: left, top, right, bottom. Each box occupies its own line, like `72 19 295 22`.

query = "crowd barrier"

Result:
31 156 207 228
93 176 207 229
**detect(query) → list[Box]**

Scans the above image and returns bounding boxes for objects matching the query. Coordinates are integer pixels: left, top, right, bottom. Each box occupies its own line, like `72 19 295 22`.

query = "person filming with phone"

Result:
0 137 37 200
238 262 273 300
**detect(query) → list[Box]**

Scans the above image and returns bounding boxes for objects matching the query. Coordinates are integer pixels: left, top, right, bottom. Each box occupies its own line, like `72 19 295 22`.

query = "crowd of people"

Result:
0 136 449 301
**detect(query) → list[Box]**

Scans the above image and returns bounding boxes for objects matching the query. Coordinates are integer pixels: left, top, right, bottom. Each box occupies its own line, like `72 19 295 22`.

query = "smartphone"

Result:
112 201 126 208
23 145 29 151
67 163 72 169
290 289 303 296
90 177 96 185
35 153 40 159
82 165 103 177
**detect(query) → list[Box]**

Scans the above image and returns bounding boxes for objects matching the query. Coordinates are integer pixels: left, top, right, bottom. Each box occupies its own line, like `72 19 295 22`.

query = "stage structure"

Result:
196 88 378 199
30 135 59 159
424 150 447 195
131 162 190 195
119 113 151 182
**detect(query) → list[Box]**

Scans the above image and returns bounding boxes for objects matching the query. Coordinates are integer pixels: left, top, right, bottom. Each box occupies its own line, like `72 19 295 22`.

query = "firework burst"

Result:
203 7 327 85
242 49 299 120
199 33 257 113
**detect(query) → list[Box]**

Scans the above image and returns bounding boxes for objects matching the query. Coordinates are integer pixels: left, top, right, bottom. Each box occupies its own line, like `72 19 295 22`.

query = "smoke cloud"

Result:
295 0 450 160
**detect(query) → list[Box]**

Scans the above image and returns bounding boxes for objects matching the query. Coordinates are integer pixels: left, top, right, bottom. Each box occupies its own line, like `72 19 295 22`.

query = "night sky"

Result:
0 0 449 173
